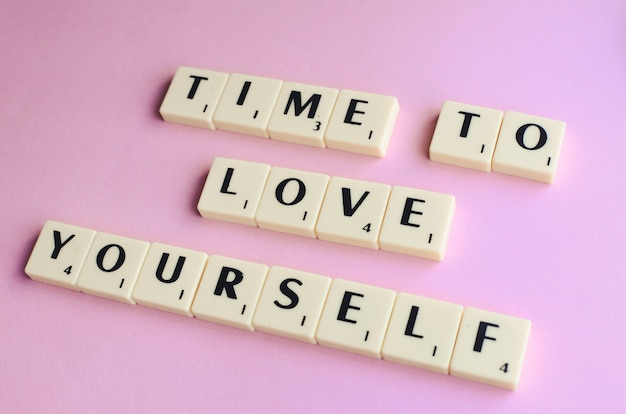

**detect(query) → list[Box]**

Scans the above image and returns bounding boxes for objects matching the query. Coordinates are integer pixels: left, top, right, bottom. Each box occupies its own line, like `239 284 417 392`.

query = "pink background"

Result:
2 1 625 412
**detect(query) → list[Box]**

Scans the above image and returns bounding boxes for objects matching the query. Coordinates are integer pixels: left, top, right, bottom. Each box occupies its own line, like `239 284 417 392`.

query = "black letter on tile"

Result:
237 81 252 106
187 75 208 99
284 91 321 119
344 99 368 125
400 198 426 228
275 178 306 206
404 306 424 338
155 253 186 283
516 123 548 150
458 111 481 137
341 188 370 217
214 266 244 299
96 244 126 272
337 291 364 324
274 278 303 309
51 231 75 259
220 167 237 195
473 321 499 352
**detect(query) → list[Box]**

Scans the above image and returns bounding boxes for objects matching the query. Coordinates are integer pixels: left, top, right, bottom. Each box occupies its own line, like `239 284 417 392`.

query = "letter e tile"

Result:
449 307 531 390
25 220 97 290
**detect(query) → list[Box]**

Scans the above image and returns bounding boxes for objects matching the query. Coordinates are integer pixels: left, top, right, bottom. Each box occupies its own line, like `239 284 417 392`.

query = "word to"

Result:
197 157 455 261
25 220 531 390
160 66 399 157
430 100 566 183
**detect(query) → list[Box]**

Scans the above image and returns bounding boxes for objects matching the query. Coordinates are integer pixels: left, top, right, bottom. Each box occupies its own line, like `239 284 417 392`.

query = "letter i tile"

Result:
132 243 208 316
449 307 531 390
76 233 150 304
25 220 97 290
315 279 396 358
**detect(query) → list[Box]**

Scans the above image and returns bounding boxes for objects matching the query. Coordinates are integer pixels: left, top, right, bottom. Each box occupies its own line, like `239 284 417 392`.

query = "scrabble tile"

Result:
267 82 339 148
255 167 330 237
25 220 97 290
324 90 399 157
378 186 455 261
450 307 531 390
159 66 229 129
76 232 150 304
191 255 268 331
315 177 391 249
213 73 283 137
429 101 504 172
315 279 396 358
131 243 208 316
252 266 331 344
492 111 566 183
197 157 271 226
381 293 463 374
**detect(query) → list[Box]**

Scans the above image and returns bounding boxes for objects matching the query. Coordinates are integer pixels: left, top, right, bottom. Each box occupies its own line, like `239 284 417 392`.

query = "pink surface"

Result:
2 0 625 411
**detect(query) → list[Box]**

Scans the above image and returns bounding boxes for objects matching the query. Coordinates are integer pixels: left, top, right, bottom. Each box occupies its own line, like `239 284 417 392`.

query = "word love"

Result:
25 220 531 390
429 100 566 183
197 157 455 261
159 66 399 157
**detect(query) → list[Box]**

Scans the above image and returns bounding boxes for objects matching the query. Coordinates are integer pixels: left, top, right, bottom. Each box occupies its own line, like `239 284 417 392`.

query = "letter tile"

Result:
25 220 97 290
315 279 396 358
213 73 283 137
492 111 566 183
378 186 455 261
131 243 208 316
197 157 271 226
159 66 229 129
381 293 463 374
267 82 339 148
252 266 331 344
324 90 399 157
255 167 330 238
76 232 150 304
315 177 391 249
449 307 531 390
429 101 504 172
191 255 268 331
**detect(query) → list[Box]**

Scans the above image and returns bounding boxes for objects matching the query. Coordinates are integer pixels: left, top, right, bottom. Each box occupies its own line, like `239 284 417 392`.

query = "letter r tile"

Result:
159 66 229 129
25 220 97 290
450 307 531 390
378 186 455 261
132 243 208 316
197 157 271 226
252 266 331 344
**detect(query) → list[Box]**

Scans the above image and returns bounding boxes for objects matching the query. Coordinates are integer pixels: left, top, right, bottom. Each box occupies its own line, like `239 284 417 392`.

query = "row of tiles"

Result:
197 157 455 261
26 220 531 390
429 100 566 183
159 66 399 157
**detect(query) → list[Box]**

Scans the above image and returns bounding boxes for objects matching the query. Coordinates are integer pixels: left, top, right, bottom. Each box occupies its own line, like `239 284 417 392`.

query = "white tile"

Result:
131 243 208 316
324 90 399 157
255 167 330 238
492 111 566 183
429 101 503 172
315 279 396 358
76 232 150 304
191 255 268 331
252 266 331 344
159 66 229 129
25 220 97 290
378 186 455 261
315 177 391 249
450 307 531 390
213 73 283 137
197 157 271 226
267 82 339 148
381 293 463 374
